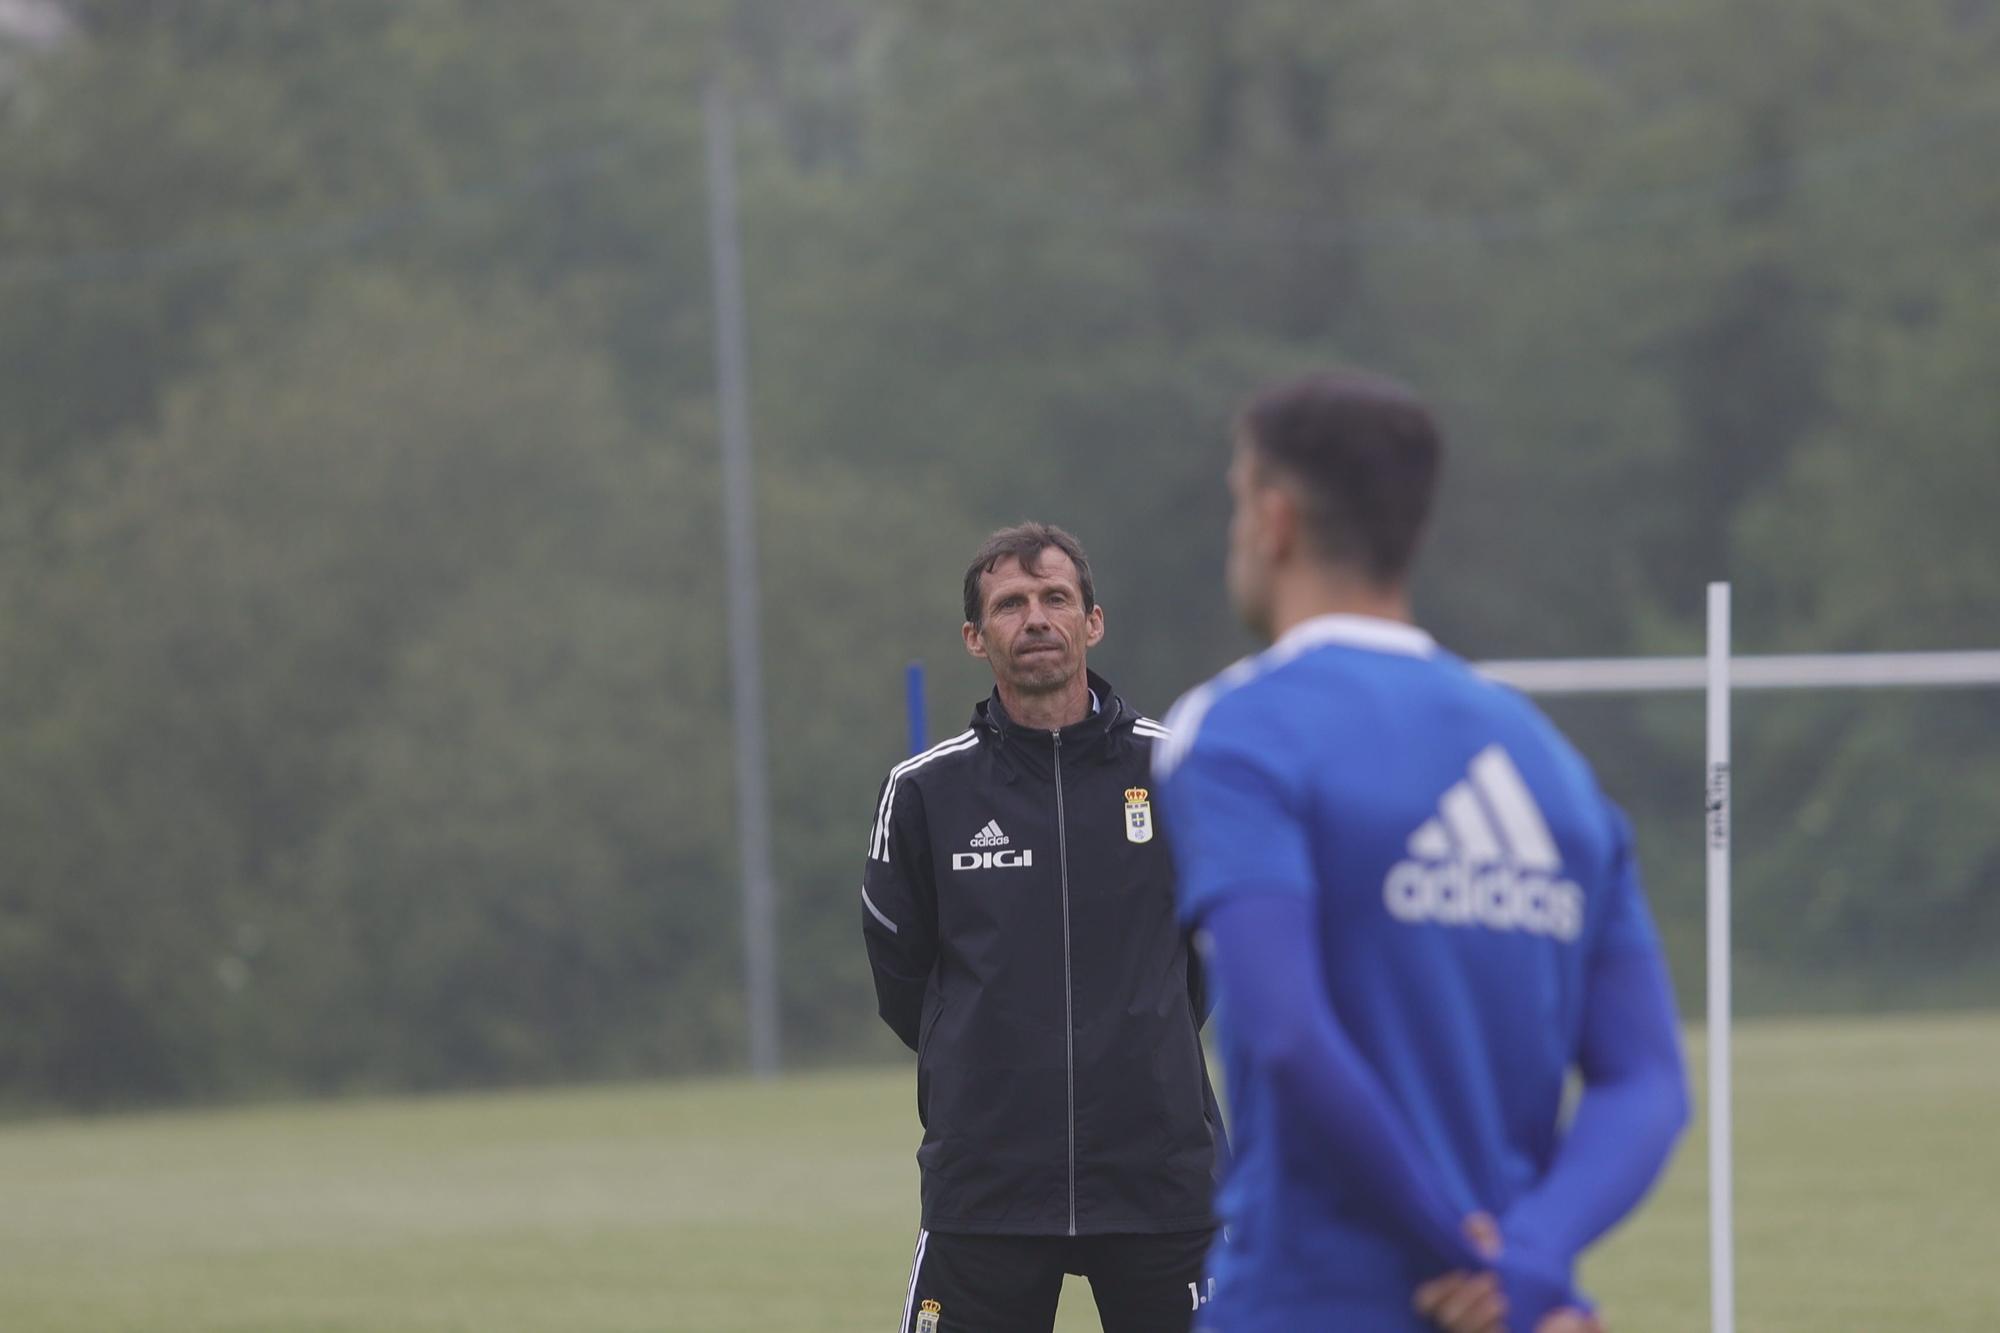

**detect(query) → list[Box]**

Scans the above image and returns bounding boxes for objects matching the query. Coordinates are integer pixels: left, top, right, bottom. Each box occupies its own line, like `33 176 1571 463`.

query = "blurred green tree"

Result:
0 0 1995 1105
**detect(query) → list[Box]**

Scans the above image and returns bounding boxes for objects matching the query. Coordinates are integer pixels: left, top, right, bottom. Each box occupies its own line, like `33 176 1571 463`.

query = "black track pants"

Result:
896 1227 1216 1333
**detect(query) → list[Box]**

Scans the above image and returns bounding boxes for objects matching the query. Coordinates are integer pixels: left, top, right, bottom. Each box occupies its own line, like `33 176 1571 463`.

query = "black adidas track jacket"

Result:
861 671 1220 1237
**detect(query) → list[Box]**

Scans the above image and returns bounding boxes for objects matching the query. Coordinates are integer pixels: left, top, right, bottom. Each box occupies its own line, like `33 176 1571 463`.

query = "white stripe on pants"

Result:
898 1227 930 1332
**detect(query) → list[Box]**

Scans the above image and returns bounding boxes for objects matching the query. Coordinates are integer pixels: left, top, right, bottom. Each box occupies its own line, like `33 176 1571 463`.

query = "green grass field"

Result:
3 1012 1997 1332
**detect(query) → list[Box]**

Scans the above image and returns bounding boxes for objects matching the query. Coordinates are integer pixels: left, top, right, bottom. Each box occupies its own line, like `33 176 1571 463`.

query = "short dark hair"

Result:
1240 369 1443 585
963 523 1096 626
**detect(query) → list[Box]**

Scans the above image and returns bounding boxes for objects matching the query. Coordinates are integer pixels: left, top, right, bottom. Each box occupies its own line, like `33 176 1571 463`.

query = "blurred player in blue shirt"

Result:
1154 371 1689 1333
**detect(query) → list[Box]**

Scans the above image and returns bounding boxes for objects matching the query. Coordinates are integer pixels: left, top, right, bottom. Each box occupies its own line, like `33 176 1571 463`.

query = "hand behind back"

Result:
1410 1213 1605 1333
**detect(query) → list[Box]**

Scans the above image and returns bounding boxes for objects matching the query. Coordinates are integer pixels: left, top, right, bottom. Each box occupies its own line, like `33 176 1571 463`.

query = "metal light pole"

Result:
703 75 779 1077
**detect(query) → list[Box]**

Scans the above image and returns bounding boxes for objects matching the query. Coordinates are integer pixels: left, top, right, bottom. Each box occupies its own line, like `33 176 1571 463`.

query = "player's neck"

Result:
995 675 1092 733
1266 570 1413 642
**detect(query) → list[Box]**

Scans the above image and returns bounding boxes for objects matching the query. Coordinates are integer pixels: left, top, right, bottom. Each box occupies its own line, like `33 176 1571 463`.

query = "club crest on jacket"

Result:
1125 787 1154 844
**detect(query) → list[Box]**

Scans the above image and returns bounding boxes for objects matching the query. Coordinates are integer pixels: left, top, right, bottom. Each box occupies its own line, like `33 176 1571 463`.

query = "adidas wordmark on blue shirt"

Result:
1154 614 1666 1324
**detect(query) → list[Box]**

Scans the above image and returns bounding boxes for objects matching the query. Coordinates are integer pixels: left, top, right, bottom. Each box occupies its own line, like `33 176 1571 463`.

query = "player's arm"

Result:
1496 807 1690 1294
1201 892 1485 1271
1157 722 1484 1273
860 774 939 1052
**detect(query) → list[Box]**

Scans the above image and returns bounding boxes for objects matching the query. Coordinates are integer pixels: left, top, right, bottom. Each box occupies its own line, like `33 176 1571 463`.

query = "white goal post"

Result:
1474 583 2000 1333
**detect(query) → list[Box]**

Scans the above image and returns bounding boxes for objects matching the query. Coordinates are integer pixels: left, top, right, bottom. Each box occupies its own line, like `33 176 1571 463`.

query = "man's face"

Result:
963 549 1104 695
1225 442 1279 642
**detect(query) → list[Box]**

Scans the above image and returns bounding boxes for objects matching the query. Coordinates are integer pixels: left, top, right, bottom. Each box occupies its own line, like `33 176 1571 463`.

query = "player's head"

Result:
962 522 1104 697
1227 369 1443 640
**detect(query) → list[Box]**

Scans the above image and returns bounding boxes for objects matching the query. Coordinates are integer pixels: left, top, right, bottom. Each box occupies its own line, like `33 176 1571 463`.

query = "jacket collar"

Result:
974 668 1125 745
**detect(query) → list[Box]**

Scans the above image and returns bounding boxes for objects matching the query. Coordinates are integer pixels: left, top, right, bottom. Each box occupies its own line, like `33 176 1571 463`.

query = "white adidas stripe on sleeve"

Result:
870 731 979 862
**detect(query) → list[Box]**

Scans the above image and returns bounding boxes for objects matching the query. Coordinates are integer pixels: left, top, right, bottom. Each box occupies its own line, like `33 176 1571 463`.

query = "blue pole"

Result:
905 660 928 756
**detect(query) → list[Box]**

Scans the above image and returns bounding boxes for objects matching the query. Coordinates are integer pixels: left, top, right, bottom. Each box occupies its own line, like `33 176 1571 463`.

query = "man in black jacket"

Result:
863 523 1221 1333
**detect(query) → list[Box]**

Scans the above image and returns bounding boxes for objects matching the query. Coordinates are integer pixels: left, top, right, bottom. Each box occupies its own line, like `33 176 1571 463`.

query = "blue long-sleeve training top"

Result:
1154 614 1689 1332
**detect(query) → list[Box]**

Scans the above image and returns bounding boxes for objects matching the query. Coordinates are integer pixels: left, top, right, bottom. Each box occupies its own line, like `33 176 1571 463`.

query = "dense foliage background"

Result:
2 0 1995 1107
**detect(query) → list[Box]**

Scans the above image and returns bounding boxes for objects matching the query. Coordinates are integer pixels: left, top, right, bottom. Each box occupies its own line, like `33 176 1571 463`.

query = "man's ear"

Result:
962 620 989 660
1084 603 1105 649
1260 483 1303 564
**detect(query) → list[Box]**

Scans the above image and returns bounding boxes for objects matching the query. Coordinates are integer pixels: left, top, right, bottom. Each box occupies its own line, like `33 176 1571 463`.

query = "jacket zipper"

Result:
1053 729 1077 1237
